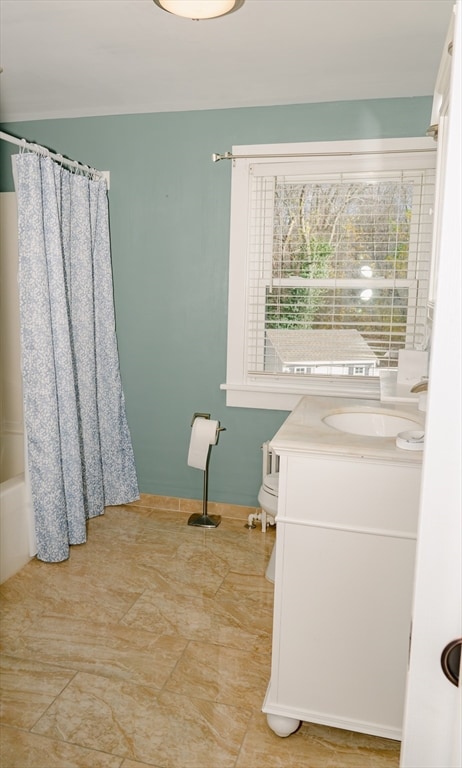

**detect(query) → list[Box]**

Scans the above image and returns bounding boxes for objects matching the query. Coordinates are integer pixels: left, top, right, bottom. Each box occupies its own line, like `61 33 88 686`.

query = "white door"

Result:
400 4 461 767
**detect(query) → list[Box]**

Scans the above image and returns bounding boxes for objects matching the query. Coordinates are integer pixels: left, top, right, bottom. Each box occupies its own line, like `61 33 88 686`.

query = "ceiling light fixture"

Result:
153 0 245 20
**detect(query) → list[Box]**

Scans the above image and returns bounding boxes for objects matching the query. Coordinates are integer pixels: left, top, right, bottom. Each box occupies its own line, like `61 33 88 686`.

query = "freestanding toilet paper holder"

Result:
188 413 226 528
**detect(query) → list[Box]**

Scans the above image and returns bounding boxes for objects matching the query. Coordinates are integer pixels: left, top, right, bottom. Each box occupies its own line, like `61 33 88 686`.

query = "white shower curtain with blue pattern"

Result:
15 153 139 563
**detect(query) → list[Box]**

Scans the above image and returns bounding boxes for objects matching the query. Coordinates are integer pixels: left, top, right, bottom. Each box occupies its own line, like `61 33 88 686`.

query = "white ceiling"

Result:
0 0 454 123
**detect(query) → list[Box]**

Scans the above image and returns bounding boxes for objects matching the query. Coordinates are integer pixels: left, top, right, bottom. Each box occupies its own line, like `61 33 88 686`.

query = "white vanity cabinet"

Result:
263 398 423 741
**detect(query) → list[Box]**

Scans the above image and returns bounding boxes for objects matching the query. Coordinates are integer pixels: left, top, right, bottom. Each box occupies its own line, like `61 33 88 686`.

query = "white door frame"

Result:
400 4 461 766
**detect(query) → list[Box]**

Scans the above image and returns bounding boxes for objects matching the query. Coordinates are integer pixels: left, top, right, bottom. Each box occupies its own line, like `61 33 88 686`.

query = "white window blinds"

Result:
246 163 435 380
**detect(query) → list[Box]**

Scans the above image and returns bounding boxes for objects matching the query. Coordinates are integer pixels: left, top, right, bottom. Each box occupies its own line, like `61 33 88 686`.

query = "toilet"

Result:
257 472 279 532
245 442 279 582
258 442 279 583
258 473 278 583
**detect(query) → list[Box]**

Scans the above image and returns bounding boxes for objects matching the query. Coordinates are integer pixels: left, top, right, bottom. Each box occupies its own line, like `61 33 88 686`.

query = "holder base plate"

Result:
187 513 221 528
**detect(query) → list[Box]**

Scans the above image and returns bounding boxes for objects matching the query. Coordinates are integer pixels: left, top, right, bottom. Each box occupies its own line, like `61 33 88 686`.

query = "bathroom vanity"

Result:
263 395 424 741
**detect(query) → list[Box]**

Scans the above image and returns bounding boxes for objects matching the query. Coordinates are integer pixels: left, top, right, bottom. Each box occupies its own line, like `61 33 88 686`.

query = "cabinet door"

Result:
275 523 415 737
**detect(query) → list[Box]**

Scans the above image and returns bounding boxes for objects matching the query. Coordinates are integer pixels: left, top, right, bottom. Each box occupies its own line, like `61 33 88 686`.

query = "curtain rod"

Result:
0 130 105 180
211 147 436 162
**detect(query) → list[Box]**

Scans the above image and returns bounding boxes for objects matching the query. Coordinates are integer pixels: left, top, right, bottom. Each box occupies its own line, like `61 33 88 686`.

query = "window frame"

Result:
221 137 436 410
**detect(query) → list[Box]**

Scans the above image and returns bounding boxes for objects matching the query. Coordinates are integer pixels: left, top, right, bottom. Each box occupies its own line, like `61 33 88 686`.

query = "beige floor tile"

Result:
147 508 191 523
85 511 187 552
327 751 400 768
69 540 195 597
205 530 275 576
133 537 230 598
216 570 275 636
319 723 400 767
3 617 186 690
200 501 259 522
0 724 123 768
0 559 144 626
84 508 188 554
0 587 44 648
32 671 251 767
0 655 75 729
121 586 269 651
165 639 271 709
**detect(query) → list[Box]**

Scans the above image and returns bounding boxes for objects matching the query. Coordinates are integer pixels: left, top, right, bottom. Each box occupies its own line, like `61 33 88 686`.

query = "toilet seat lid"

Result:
263 472 279 494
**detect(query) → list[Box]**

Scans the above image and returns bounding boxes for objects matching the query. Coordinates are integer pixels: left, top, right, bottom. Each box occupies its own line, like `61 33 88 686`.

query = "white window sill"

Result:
221 377 381 410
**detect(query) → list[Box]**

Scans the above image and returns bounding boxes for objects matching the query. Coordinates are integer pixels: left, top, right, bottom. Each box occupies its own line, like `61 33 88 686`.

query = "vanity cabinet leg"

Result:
266 713 300 737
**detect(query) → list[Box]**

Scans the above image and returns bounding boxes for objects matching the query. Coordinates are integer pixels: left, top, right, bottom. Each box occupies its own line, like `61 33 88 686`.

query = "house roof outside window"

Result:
266 329 378 372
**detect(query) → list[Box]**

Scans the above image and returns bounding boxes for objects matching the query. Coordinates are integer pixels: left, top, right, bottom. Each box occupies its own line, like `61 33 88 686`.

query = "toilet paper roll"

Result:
187 418 219 470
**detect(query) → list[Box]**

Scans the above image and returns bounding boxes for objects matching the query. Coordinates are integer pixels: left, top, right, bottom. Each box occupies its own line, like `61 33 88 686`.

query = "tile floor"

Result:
0 503 401 767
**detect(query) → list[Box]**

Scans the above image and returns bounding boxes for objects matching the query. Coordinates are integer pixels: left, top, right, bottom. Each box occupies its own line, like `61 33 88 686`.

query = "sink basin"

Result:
323 409 422 437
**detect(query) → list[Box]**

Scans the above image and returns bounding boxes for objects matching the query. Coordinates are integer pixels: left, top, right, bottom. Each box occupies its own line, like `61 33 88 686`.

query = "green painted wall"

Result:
0 97 433 506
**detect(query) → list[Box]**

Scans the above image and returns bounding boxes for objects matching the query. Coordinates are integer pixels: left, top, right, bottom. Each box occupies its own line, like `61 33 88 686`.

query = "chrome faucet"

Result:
410 378 428 393
410 377 428 412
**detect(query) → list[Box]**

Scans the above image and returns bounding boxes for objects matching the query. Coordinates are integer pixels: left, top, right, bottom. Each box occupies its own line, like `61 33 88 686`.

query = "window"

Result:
223 138 436 409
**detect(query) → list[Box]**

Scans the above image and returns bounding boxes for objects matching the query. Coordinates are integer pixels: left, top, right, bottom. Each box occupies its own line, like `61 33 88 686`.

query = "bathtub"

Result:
0 431 33 583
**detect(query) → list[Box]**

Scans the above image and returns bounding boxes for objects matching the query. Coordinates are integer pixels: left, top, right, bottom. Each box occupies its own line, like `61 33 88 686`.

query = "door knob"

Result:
441 638 461 687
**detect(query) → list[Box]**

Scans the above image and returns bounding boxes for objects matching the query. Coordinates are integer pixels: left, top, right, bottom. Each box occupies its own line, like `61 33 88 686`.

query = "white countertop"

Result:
271 395 425 464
